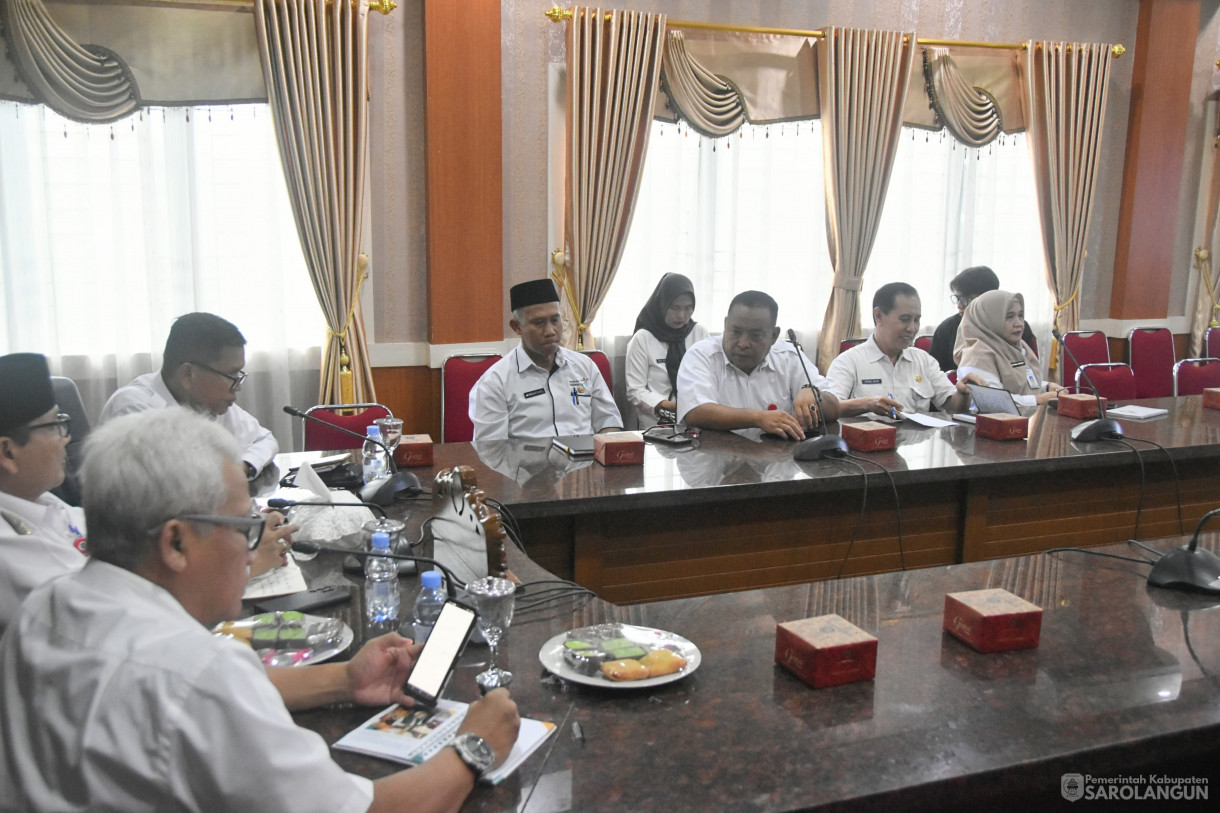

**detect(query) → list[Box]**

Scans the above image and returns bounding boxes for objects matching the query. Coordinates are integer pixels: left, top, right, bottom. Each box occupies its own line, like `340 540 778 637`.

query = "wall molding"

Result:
369 339 516 369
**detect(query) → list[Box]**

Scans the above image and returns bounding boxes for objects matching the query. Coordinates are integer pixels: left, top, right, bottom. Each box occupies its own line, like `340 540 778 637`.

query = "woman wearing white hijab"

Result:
955 290 1066 406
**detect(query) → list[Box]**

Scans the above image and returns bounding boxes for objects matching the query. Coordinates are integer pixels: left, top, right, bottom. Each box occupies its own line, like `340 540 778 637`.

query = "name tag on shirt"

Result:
523 388 545 399
569 377 590 395
1010 361 1027 368
655 357 666 364
862 378 883 385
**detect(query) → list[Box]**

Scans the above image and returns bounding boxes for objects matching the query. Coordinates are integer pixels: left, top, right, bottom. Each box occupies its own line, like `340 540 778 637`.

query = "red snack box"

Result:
943 588 1042 653
594 431 644 466
1058 393 1106 419
840 421 896 452
393 434 434 467
1203 388 1220 409
975 412 1028 441
775 614 877 688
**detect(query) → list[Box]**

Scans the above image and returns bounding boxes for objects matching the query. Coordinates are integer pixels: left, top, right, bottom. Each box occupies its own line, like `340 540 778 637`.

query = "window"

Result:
593 120 1049 363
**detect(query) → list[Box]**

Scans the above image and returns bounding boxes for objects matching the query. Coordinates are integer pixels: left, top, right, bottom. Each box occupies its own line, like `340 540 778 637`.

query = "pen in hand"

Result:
887 393 897 420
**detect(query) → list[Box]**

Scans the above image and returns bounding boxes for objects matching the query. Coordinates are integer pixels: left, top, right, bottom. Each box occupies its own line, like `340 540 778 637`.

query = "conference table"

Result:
409 396 1220 603
290 530 1220 812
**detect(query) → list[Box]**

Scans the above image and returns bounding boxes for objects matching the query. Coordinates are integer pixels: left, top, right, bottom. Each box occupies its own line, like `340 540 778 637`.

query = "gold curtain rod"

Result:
201 0 397 14
544 6 1125 58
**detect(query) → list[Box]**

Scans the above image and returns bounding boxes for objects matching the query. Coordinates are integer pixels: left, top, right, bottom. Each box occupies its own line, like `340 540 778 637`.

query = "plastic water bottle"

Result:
365 531 400 624
362 424 389 484
412 569 446 643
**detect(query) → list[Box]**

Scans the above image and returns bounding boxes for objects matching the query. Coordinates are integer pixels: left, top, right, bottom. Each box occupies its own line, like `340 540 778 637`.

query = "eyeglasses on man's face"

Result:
148 511 266 550
27 413 72 439
190 361 248 392
950 294 973 307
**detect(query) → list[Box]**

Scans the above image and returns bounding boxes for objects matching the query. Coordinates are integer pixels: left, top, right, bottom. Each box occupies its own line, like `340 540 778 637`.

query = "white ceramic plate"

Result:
539 624 701 689
213 612 353 667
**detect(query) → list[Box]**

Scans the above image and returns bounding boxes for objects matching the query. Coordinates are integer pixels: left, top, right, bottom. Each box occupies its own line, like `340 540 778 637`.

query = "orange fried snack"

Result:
639 648 686 676
600 658 649 681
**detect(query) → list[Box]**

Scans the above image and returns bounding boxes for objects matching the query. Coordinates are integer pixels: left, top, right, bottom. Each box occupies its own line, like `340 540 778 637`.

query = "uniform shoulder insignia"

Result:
0 509 34 535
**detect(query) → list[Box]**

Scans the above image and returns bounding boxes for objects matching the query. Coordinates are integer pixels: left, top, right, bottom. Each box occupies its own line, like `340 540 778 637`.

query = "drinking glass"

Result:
467 576 516 691
374 417 403 453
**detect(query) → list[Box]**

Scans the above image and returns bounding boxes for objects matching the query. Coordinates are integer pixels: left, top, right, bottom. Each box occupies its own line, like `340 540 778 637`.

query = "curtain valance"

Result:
655 25 1027 143
0 0 267 115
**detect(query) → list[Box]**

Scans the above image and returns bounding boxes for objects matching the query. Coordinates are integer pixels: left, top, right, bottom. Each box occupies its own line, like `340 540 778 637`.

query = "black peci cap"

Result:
0 353 55 436
510 279 560 311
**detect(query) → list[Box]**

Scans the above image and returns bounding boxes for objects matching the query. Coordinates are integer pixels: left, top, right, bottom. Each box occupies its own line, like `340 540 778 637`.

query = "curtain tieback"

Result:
831 273 864 292
326 252 370 342
550 255 590 345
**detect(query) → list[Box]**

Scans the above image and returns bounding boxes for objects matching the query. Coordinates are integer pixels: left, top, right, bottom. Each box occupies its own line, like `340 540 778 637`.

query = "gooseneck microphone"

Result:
266 497 387 518
1052 329 1124 442
1147 506 1220 594
291 540 462 598
786 329 848 460
282 406 399 474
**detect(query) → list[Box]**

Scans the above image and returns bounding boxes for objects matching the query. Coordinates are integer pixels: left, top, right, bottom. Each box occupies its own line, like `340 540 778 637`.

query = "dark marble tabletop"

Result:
387 397 1220 518
291 529 1220 812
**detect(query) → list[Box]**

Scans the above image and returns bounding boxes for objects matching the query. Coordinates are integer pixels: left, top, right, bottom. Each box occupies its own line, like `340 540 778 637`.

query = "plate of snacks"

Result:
539 623 700 688
212 612 353 667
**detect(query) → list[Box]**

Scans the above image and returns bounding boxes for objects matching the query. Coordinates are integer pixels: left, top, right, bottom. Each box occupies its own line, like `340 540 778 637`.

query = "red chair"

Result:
1206 326 1220 359
914 335 933 353
580 349 614 391
839 337 865 354
441 354 501 443
1172 358 1220 396
1076 362 1136 402
1060 330 1108 393
304 403 392 451
1127 326 1175 399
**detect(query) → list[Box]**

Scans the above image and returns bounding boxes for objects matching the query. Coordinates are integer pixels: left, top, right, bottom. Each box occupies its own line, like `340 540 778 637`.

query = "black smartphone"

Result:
252 584 352 613
403 599 478 708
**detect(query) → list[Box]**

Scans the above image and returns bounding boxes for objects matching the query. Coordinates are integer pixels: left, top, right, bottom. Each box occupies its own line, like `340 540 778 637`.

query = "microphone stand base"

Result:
1070 418 1124 443
1148 545 1220 594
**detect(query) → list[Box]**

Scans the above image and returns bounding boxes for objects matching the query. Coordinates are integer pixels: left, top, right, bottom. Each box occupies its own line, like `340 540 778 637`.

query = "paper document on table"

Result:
903 412 956 428
334 700 556 785
242 554 307 600
1106 405 1169 421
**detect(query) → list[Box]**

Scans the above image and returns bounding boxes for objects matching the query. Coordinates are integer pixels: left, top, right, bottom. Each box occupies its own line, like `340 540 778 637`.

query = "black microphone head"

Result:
1051 328 1064 342
283 405 306 417
290 540 321 555
787 329 798 343
266 498 293 510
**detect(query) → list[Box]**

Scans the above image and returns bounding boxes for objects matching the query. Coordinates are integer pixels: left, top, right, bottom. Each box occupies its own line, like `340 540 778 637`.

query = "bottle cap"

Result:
420 569 442 590
370 531 391 551
367 425 381 438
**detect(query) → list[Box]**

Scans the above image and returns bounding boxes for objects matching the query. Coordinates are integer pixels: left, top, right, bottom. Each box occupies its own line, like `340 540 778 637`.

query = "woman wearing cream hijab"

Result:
954 290 1066 406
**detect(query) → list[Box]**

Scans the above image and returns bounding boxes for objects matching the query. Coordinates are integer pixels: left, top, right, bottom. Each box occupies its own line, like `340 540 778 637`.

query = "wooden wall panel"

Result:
371 366 440 438
423 0 502 343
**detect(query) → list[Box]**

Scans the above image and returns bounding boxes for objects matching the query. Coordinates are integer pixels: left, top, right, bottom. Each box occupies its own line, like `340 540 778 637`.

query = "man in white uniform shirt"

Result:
825 282 981 417
676 290 840 439
469 279 623 440
0 353 87 631
100 312 278 478
0 408 520 813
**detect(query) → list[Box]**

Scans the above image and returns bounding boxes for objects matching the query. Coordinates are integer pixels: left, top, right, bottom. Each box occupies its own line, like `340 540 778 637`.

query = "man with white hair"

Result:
0 408 520 812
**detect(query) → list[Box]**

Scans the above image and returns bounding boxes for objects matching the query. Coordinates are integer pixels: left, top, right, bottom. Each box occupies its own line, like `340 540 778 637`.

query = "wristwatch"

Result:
449 732 495 779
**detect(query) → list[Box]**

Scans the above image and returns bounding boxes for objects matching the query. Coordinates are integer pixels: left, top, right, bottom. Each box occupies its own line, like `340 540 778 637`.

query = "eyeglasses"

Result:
950 294 973 307
149 511 266 550
26 413 72 439
190 361 248 391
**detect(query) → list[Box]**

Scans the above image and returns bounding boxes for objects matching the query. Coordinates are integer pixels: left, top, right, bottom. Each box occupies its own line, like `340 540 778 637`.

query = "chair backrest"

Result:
1172 357 1220 396
839 337 865 355
1127 326 1175 398
441 354 501 443
49 376 90 506
1027 333 1037 358
1076 362 1137 402
1206 326 1220 359
303 403 392 451
913 335 933 353
1060 330 1108 394
580 349 613 392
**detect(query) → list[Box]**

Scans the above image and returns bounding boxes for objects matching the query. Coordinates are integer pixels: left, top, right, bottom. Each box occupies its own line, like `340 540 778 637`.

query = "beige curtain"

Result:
1 0 139 122
1189 98 1220 356
661 30 745 137
560 7 666 349
815 27 915 370
254 0 374 404
1024 41 1113 347
923 46 1003 147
